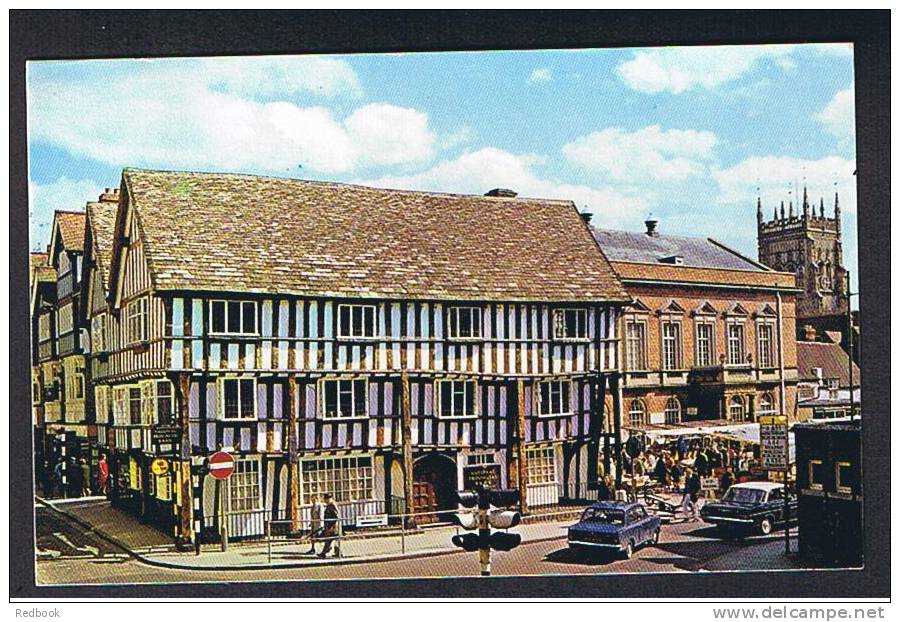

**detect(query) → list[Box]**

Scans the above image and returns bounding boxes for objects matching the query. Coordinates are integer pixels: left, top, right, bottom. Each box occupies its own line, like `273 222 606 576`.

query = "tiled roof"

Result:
86 201 118 291
609 261 797 289
797 340 860 387
55 211 87 252
592 228 765 271
29 252 54 284
121 168 628 302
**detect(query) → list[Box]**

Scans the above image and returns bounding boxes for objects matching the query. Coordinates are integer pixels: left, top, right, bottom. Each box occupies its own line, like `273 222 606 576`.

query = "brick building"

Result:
592 218 801 433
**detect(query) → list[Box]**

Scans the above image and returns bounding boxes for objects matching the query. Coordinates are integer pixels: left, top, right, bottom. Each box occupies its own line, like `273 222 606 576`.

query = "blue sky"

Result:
27 44 857 295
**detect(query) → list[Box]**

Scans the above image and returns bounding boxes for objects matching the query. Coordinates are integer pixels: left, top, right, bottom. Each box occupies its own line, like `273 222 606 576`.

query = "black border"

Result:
9 9 890 600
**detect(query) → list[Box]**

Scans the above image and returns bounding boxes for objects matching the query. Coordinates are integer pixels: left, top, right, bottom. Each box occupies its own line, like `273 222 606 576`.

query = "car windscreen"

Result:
723 487 769 504
580 507 625 524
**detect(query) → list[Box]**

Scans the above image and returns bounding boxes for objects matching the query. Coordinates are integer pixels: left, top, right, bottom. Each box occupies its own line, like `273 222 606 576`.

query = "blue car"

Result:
567 501 661 559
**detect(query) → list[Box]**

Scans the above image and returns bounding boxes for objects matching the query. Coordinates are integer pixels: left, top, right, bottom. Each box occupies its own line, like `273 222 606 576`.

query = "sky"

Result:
26 44 857 298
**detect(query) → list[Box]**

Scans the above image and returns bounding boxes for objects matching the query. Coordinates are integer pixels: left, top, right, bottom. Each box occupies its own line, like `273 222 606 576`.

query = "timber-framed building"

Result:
91 168 629 544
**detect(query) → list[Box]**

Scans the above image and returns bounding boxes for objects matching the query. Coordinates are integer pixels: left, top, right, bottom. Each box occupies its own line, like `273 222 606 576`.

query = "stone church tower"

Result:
757 186 849 340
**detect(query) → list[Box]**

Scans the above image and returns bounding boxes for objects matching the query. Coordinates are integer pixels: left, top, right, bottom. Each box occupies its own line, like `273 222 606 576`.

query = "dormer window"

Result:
210 300 257 336
553 308 588 341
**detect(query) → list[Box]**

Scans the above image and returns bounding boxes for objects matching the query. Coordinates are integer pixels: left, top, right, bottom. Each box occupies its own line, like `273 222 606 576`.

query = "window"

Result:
661 321 682 370
695 321 715 367
57 304 74 335
219 378 257 420
437 380 477 418
337 304 376 339
526 446 557 485
538 380 572 417
301 455 374 504
73 374 85 400
32 381 41 403
39 314 52 341
624 321 647 371
210 300 257 335
112 387 130 426
553 308 588 340
729 395 746 422
229 459 262 512
757 322 775 368
94 385 110 424
664 397 682 424
448 306 482 339
466 453 496 466
321 378 368 419
757 393 776 418
92 315 107 352
128 386 142 425
141 380 174 426
727 323 746 366
808 459 825 491
125 297 149 344
834 461 854 494
628 400 647 427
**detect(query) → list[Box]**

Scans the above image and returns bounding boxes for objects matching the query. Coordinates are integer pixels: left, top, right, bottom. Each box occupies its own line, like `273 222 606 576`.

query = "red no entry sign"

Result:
208 451 235 480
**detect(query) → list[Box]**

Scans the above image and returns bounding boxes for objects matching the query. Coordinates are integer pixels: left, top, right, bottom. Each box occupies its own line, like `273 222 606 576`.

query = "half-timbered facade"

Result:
91 169 629 544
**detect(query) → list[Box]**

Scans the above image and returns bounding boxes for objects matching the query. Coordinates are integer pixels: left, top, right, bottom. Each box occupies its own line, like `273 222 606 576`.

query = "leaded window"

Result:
526 446 557 485
538 380 571 417
301 455 374 504
437 379 477 418
321 378 368 419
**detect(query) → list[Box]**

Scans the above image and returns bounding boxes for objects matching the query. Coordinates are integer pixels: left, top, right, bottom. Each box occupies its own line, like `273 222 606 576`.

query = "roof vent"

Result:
658 255 684 265
485 188 518 198
645 218 659 237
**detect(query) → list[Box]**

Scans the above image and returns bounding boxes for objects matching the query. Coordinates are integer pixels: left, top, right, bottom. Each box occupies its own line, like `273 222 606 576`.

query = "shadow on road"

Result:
542 546 620 567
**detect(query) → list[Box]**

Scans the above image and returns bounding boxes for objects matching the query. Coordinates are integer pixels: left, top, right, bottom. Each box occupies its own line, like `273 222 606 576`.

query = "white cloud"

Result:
29 177 101 250
562 125 717 182
439 126 476 150
27 60 435 175
200 56 362 99
713 155 856 214
816 87 856 145
528 68 552 84
616 45 797 94
357 147 648 227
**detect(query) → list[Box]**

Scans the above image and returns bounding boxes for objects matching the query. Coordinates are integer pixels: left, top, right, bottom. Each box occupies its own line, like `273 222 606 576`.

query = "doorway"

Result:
412 453 457 524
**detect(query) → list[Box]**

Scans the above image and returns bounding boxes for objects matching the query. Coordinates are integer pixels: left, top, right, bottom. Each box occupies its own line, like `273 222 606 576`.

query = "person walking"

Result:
317 493 342 558
694 447 709 477
79 458 91 497
653 452 669 486
597 475 614 501
52 460 64 498
97 454 109 496
684 469 702 521
719 468 735 496
306 494 324 555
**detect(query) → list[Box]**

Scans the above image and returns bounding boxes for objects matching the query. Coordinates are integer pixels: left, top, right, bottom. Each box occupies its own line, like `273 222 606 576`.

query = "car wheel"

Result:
759 517 773 535
623 540 634 559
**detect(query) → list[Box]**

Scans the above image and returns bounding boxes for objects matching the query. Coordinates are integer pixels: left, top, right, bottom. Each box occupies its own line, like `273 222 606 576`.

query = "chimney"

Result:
644 218 659 237
484 188 517 198
813 367 823 385
803 324 817 341
580 212 593 224
99 187 120 203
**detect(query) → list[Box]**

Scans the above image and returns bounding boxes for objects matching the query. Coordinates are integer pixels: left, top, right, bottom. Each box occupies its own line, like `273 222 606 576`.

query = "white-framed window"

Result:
126 385 142 425
757 392 776 418
447 306 482 339
125 297 149 344
553 308 588 340
210 300 257 335
94 385 110 424
92 315 107 352
141 379 174 426
337 304 377 339
808 459 825 491
301 455 374 504
727 322 746 366
526 446 558 485
661 321 682 370
436 379 477 418
624 320 647 371
834 461 853 494
729 395 746 422
757 322 775 368
695 321 715 367
466 453 497 466
628 399 647 427
320 378 368 419
57 303 74 335
229 458 263 512
219 377 257 420
537 380 572 417
664 397 682 424
39 313 52 341
112 386 130 426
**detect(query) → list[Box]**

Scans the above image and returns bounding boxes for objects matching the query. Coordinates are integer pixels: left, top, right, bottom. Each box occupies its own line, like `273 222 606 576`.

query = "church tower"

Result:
757 185 849 340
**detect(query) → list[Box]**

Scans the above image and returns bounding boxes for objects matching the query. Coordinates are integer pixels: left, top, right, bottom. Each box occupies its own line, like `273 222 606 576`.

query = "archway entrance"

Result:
412 453 457 524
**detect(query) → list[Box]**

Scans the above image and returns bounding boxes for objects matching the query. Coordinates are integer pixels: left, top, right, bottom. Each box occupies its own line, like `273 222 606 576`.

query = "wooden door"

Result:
412 481 438 523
